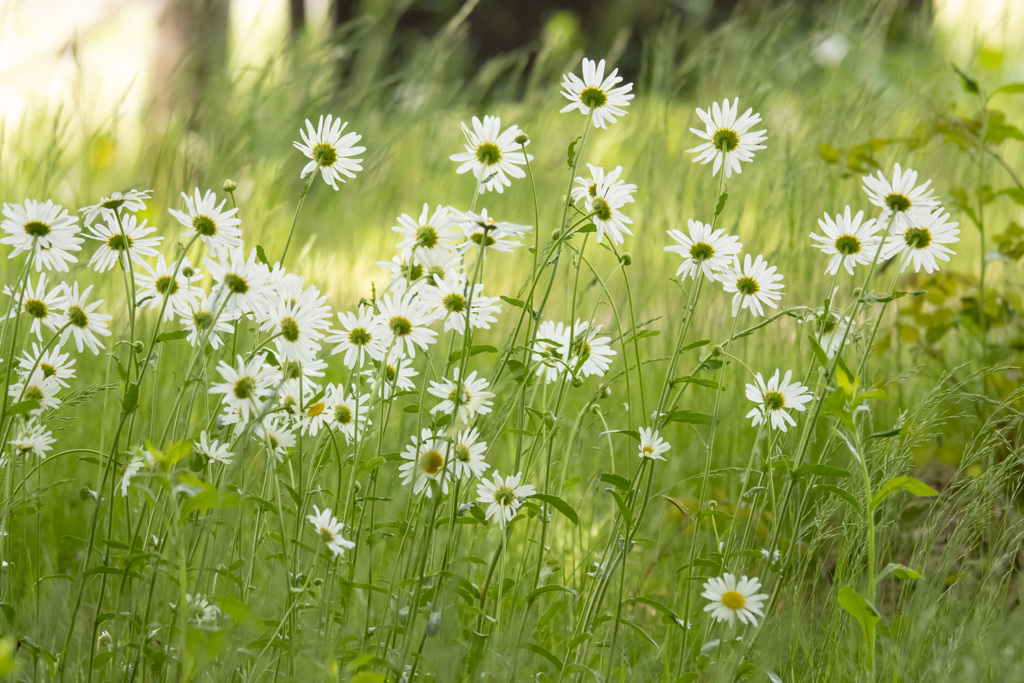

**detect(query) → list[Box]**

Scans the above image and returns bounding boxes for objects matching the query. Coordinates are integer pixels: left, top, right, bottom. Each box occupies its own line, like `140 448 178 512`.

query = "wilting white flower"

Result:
456 209 532 253
573 164 636 244
17 343 75 388
80 189 151 226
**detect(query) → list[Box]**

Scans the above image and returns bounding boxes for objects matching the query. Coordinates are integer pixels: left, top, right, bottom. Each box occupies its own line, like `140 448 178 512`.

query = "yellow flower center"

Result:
722 590 745 610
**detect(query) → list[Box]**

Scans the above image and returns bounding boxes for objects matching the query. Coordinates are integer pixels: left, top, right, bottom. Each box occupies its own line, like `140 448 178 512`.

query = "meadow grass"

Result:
0 3 1023 682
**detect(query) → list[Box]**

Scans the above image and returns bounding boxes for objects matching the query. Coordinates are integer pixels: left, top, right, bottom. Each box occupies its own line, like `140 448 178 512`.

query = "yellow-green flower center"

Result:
592 197 612 222
24 299 47 319
415 225 439 249
389 316 412 337
313 142 337 167
442 293 466 314
475 142 501 166
233 377 256 400
23 220 50 238
712 128 740 153
885 193 911 213
155 275 178 296
689 242 714 262
106 233 133 252
192 215 217 237
763 390 785 411
67 305 88 328
904 227 931 250
736 276 759 296
421 449 444 475
280 317 300 342
334 404 352 425
579 86 607 109
348 327 370 346
223 274 248 294
834 234 861 256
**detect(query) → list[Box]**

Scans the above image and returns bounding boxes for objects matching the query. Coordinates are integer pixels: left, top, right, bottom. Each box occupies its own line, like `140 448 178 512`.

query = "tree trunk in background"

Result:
154 0 230 117
290 0 307 39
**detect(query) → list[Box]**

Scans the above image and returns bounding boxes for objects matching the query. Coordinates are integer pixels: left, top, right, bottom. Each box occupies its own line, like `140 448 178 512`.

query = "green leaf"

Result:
714 191 729 217
599 472 630 490
870 476 938 510
6 399 40 416
499 295 525 309
682 339 710 351
664 410 712 425
794 464 850 479
994 83 1024 97
807 335 829 369
878 562 922 582
817 484 861 513
530 493 579 525
670 376 719 390
519 641 563 670
255 245 270 267
566 136 582 169
448 345 497 362
121 383 139 414
527 584 578 602
951 63 979 94
838 585 880 635
155 329 189 344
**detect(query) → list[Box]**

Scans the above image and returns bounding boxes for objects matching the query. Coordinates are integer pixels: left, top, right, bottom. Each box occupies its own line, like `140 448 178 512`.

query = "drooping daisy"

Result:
687 99 768 178
205 247 270 317
399 428 451 498
392 204 462 259
456 209 533 253
744 369 812 432
664 219 743 282
58 282 112 354
569 320 616 378
17 342 75 388
135 255 203 321
428 368 495 424
377 293 438 358
883 208 959 274
418 275 501 334
194 430 233 465
80 188 151 226
560 58 634 129
450 116 532 194
574 164 636 244
210 354 276 425
294 114 365 190
253 417 297 461
721 254 785 318
185 594 220 625
1 199 83 272
638 427 670 461
532 320 572 383
10 419 54 458
85 213 163 273
183 293 237 350
701 573 769 626
476 471 536 528
306 505 355 558
451 427 489 480
810 207 884 275
120 449 154 496
862 163 939 230
8 369 61 415
817 314 854 359
327 305 387 369
5 273 64 339
168 188 243 255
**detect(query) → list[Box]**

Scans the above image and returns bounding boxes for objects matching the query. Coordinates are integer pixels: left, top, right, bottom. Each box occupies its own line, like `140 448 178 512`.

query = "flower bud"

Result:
223 179 237 192
620 252 633 266
514 133 529 145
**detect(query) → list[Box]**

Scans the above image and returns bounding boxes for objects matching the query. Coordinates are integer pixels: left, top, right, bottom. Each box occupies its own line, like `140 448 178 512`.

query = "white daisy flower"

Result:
428 368 494 424
306 505 355 558
120 449 154 496
665 220 743 282
399 429 451 498
450 116 532 194
638 427 669 461
363 349 418 399
687 98 768 178
9 368 61 415
278 377 316 425
818 315 854 359
135 255 203 321
377 293 438 358
1 199 83 272
210 354 276 425
418 275 501 334
294 114 365 189
261 280 332 365
569 320 616 378
810 207 884 275
183 292 237 350
195 430 233 465
322 386 371 443
58 282 112 355
185 593 220 625
573 164 636 244
415 249 464 286
721 254 785 318
451 427 489 480
10 420 54 458
79 189 151 226
532 320 572 383
205 247 270 317
168 188 243 255
560 58 634 129
862 163 939 230
476 471 536 528
327 305 387 369
5 273 65 340
17 342 75 388
253 417 297 461
744 369 812 432
85 213 162 273
392 204 462 259
883 208 959 274
456 209 532 253
701 573 769 626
